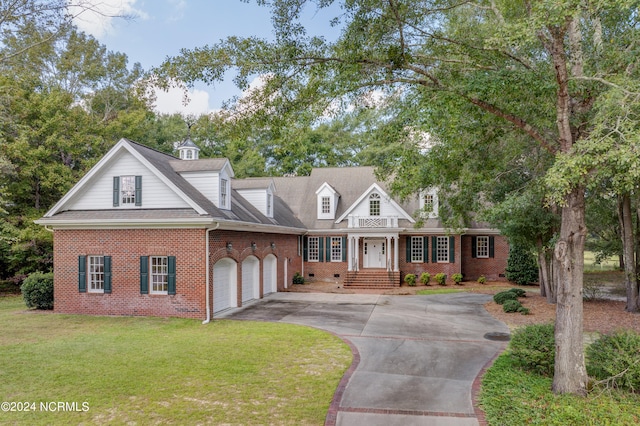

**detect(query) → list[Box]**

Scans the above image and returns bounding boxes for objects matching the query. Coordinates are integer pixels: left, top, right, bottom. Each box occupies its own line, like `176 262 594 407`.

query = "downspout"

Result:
202 223 220 325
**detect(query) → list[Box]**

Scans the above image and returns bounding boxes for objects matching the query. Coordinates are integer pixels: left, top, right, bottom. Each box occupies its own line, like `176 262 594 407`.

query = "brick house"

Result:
37 138 508 320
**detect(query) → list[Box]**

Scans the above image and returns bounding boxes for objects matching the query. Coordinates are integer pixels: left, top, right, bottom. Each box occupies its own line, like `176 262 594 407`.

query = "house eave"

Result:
34 217 217 229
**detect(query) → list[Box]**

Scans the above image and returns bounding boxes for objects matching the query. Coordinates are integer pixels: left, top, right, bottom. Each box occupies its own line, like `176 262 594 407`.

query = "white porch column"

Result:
386 236 392 271
393 235 400 272
347 236 353 271
354 237 359 271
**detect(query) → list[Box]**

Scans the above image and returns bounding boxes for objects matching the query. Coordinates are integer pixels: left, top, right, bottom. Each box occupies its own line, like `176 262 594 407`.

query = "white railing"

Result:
348 215 398 228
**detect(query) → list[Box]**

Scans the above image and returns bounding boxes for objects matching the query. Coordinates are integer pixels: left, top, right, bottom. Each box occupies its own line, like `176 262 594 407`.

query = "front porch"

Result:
344 269 401 289
344 232 401 289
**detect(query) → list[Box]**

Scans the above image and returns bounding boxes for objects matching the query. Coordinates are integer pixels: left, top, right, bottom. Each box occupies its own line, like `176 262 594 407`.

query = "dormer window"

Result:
321 196 330 214
369 193 381 216
267 193 273 217
419 189 438 218
316 182 339 220
220 178 229 209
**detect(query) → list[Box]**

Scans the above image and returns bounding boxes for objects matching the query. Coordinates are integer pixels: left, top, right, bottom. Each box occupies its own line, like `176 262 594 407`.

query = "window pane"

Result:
331 237 342 262
476 236 489 258
369 193 381 216
121 176 135 204
151 256 168 293
308 237 319 262
88 256 104 291
411 237 423 262
321 196 330 214
437 237 449 262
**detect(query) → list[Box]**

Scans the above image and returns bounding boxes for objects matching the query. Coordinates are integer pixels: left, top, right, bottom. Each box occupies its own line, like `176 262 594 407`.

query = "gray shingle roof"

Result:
169 158 228 172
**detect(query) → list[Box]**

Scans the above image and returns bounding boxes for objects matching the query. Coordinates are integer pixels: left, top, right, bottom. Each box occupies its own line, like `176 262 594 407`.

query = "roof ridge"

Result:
123 138 179 160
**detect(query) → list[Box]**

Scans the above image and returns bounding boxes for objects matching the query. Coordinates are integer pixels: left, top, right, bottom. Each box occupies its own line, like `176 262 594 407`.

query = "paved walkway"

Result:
221 292 510 425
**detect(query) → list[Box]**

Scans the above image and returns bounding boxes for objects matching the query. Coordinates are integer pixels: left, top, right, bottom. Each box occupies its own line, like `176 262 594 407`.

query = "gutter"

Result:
202 223 220 325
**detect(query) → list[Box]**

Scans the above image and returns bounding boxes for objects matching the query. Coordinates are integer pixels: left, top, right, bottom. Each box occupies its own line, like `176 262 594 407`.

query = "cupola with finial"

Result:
176 123 200 160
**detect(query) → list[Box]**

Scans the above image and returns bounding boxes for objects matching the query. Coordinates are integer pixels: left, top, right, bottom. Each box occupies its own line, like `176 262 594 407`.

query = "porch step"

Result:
344 270 401 289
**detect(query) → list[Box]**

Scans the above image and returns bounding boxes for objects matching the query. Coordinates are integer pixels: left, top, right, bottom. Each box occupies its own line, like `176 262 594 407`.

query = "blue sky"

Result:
71 0 342 114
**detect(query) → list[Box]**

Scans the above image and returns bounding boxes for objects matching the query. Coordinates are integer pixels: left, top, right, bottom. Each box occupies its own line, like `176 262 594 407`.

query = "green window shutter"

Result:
326 237 331 262
449 236 455 263
140 256 148 294
406 237 411 262
113 177 120 207
104 256 112 293
303 236 308 261
78 255 86 293
431 236 437 263
489 236 495 258
341 236 347 262
134 175 142 206
472 237 477 258
168 256 176 295
423 237 428 263
319 237 324 262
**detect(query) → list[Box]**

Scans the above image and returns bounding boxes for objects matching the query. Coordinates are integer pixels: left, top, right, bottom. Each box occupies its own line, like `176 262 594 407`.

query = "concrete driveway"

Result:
221 292 510 426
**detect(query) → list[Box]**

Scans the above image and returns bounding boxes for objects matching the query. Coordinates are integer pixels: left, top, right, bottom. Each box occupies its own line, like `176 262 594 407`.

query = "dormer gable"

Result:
336 183 414 225
170 158 234 210
233 179 276 218
315 182 339 220
419 188 439 218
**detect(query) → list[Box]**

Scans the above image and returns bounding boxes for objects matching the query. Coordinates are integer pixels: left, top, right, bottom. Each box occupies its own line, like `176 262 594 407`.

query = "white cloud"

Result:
152 85 215 116
68 0 148 39
167 0 187 22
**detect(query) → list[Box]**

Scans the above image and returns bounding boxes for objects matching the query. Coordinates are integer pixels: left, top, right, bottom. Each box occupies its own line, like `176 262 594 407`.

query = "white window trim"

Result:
88 255 104 293
476 236 490 258
120 175 136 205
220 178 229 209
369 193 381 216
150 256 168 295
330 237 342 262
308 237 319 262
410 237 423 263
436 236 449 263
321 196 331 214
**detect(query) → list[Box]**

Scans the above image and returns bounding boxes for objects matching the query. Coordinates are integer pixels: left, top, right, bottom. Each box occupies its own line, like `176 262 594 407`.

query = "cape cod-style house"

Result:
36 138 508 320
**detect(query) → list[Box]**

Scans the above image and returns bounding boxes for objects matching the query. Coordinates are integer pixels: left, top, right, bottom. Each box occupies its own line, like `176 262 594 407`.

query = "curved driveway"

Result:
222 292 510 426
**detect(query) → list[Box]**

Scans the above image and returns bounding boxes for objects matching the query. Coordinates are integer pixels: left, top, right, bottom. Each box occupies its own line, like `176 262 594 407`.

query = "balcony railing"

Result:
348 215 398 228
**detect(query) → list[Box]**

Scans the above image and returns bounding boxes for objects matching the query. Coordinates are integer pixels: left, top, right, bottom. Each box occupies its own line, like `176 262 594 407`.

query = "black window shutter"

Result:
134 175 142 206
423 236 428 263
449 236 455 263
168 256 176 295
431 236 437 263
472 236 477 258
140 256 148 294
341 236 347 262
319 237 324 262
303 236 308 261
113 177 120 207
406 236 411 262
78 255 86 293
104 256 112 293
489 236 495 258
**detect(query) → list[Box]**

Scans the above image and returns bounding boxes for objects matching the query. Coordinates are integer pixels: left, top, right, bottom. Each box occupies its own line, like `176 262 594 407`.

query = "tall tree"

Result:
157 0 640 395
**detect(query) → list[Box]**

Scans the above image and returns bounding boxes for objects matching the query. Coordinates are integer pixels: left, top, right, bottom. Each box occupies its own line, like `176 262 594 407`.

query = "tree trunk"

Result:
552 187 588 396
618 194 639 312
537 238 556 303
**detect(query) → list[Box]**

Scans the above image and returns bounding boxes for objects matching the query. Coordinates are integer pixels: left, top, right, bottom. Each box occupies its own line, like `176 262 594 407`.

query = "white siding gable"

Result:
316 182 339 220
336 183 414 224
180 171 220 206
65 150 189 210
237 182 275 218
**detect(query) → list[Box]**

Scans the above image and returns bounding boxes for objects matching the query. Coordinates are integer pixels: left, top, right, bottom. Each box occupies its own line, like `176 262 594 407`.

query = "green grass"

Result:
0 296 351 425
584 251 620 271
480 354 640 425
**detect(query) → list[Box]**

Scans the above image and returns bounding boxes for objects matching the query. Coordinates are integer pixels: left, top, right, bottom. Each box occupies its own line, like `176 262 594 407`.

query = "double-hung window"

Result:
140 255 176 295
307 237 320 262
436 236 449 263
321 196 331 214
411 237 423 263
151 256 168 294
369 193 381 216
220 178 228 208
78 255 111 293
475 236 489 258
330 237 342 262
113 175 142 207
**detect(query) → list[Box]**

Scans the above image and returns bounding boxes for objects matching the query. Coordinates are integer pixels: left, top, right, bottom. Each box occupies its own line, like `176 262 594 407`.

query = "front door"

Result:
364 239 386 268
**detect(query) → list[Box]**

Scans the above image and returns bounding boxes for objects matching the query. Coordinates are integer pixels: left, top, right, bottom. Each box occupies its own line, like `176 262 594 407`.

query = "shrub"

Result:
587 330 640 392
505 244 539 285
404 273 417 286
503 299 523 313
434 273 447 286
509 323 555 376
451 273 463 285
477 275 486 285
21 272 54 310
509 288 527 298
493 290 518 305
420 272 431 285
292 272 305 285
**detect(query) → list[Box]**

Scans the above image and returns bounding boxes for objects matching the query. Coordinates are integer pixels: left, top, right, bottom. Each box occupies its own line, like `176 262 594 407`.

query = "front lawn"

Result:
0 296 351 425
480 345 640 425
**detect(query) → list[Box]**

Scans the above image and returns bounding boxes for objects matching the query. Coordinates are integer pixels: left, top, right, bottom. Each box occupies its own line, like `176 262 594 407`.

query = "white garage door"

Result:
242 256 259 303
263 254 277 295
213 259 237 314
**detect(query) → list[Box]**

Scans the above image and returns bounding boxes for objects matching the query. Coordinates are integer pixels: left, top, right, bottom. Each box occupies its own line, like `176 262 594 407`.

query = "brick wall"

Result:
461 235 509 281
398 235 462 284
209 230 302 306
303 235 348 283
53 228 207 319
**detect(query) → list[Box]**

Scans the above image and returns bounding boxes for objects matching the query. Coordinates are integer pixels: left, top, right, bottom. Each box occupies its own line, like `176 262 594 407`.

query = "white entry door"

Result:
364 239 386 268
